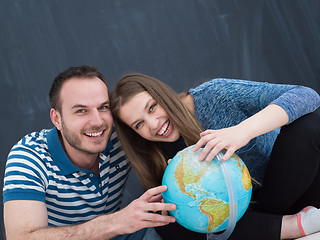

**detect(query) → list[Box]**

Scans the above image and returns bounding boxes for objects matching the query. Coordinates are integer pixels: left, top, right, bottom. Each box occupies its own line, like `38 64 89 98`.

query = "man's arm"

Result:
4 185 176 240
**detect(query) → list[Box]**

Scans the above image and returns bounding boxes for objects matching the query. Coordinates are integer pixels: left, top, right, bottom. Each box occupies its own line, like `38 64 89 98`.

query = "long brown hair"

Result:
110 73 203 189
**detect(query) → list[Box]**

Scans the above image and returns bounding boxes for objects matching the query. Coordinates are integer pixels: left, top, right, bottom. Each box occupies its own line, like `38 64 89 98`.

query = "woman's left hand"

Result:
192 125 251 162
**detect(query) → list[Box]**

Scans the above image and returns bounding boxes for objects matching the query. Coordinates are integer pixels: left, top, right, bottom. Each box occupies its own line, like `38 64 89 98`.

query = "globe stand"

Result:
207 152 238 240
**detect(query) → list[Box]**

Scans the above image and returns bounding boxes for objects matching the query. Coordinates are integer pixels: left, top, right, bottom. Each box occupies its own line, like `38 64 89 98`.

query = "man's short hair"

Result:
49 65 107 112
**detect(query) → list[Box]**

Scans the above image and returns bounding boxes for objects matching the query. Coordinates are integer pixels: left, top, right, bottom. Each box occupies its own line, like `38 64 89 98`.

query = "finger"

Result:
160 199 167 215
140 186 167 201
144 210 176 223
193 135 214 153
147 202 176 212
221 147 236 161
139 218 176 229
192 140 203 153
167 158 172 164
199 130 214 136
205 144 225 162
162 210 169 216
149 193 163 203
198 139 219 161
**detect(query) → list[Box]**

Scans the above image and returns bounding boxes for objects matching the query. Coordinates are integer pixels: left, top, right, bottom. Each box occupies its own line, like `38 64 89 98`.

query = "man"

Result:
3 65 176 240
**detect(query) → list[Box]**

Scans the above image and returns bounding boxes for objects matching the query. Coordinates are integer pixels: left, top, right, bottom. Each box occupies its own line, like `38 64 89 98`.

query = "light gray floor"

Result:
296 232 320 240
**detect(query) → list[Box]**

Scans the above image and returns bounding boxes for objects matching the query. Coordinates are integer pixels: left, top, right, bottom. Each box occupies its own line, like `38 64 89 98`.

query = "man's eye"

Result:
149 104 156 112
99 105 109 111
76 109 86 114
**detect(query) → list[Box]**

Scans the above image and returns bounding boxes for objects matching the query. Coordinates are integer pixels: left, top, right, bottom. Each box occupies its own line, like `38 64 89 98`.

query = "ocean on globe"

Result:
162 145 252 233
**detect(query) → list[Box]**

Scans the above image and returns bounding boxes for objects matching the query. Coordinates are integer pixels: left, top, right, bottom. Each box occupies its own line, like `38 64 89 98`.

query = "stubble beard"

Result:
61 119 108 155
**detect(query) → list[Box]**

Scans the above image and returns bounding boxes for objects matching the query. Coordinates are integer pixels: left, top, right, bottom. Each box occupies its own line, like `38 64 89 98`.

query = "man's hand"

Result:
4 186 176 240
114 185 176 235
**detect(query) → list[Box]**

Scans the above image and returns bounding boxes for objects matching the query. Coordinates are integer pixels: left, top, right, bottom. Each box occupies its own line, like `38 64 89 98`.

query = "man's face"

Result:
52 77 113 157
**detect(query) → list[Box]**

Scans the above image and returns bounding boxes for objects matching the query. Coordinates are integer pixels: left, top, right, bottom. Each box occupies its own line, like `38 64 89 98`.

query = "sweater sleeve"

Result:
191 79 320 124
268 85 320 123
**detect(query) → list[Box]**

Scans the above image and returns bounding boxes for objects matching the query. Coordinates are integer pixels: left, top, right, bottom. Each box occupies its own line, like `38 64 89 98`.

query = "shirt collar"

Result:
47 127 114 175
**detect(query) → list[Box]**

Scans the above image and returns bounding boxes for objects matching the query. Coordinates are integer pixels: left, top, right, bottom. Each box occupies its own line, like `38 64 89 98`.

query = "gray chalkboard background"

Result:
1 0 319 238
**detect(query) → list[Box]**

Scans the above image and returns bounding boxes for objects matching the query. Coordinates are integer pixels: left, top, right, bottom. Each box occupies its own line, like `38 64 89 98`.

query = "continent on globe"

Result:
162 145 252 233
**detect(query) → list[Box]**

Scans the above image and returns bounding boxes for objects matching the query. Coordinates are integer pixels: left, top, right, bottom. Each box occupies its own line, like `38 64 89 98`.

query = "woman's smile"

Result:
156 120 172 137
119 91 180 142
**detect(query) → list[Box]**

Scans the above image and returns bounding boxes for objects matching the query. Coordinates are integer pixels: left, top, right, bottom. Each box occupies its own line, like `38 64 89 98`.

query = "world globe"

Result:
162 145 252 233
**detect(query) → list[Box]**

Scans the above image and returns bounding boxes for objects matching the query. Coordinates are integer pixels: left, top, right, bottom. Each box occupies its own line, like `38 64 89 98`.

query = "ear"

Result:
50 108 62 130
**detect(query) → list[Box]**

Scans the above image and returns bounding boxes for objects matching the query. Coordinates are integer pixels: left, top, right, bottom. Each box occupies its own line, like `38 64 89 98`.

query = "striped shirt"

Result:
3 127 130 226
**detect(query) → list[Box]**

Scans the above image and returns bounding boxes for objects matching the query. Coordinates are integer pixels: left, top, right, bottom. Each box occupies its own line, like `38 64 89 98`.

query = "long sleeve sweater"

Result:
189 78 320 184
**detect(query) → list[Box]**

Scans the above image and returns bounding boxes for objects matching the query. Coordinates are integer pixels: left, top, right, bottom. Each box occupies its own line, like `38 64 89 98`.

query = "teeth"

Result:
158 121 170 136
86 131 103 137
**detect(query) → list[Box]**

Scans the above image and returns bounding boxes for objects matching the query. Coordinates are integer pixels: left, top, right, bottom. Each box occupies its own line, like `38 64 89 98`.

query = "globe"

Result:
162 145 252 233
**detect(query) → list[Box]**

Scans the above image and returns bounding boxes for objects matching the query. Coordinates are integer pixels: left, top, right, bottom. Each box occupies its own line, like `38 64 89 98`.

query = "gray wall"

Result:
1 0 319 238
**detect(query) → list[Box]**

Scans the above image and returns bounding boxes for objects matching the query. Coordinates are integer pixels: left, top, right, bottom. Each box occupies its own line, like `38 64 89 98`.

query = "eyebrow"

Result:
129 98 153 128
71 101 110 109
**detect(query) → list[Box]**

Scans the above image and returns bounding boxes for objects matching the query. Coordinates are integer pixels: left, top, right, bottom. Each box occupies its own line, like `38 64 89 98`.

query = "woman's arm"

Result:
190 79 320 161
193 104 289 161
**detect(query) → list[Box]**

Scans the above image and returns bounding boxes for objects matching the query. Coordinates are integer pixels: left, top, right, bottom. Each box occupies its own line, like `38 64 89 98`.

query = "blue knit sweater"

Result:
189 78 320 184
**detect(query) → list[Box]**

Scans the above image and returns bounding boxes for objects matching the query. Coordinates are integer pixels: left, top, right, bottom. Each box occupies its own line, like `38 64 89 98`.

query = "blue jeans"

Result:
111 227 162 240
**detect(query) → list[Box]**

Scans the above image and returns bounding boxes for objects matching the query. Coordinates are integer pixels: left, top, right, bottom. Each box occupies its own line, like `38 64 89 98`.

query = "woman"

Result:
110 73 320 240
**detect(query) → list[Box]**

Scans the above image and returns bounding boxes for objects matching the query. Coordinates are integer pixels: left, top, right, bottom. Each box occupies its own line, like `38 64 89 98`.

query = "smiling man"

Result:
2 66 176 240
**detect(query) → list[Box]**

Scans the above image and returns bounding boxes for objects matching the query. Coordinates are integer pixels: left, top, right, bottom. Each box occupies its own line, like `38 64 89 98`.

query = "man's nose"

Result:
89 110 104 126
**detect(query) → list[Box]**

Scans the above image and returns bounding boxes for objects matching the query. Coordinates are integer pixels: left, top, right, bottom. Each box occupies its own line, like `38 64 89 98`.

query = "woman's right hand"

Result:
192 125 251 162
193 104 290 162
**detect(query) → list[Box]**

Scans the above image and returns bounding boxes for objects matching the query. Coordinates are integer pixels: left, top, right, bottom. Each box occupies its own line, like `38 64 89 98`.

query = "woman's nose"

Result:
146 117 159 131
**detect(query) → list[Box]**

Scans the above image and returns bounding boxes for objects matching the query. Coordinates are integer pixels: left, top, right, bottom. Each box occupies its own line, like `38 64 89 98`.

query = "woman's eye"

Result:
149 104 156 112
135 122 142 129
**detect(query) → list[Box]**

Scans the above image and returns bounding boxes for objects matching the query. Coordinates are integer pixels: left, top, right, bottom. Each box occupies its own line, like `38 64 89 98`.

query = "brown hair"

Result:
49 65 107 113
110 73 203 189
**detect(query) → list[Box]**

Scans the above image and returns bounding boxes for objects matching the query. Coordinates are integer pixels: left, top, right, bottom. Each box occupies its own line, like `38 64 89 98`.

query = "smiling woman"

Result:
110 74 203 191
110 73 320 240
118 91 180 142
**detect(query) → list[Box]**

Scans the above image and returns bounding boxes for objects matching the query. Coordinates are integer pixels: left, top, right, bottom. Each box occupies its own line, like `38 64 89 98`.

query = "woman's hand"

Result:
192 125 251 162
193 105 290 162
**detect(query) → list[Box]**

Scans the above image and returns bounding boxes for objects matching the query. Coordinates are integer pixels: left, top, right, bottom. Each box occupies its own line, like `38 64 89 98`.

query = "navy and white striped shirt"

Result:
3 127 130 226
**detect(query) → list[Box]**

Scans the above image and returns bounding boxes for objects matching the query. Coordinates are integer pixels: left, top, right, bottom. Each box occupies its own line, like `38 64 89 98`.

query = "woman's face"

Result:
119 91 181 142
